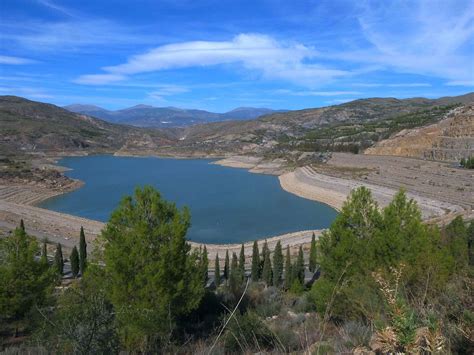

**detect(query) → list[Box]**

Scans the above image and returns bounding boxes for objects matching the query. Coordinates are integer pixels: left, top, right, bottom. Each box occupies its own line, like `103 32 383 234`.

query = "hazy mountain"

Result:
64 104 282 127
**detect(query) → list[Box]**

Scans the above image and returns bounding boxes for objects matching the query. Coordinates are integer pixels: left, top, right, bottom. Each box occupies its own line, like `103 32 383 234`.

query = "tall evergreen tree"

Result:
215 253 221 286
201 245 209 285
251 240 260 281
229 252 241 291
239 243 245 275
295 246 305 284
260 240 268 276
70 246 79 277
79 226 87 274
309 233 317 272
284 245 292 289
19 219 25 232
41 239 48 265
262 246 272 286
272 241 284 287
54 243 64 275
468 220 474 266
224 250 230 280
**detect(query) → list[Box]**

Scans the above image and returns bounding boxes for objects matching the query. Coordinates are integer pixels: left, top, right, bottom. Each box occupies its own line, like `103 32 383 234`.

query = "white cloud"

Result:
74 74 127 85
348 0 474 81
147 85 189 100
76 34 349 87
445 80 474 87
0 55 36 65
275 89 361 96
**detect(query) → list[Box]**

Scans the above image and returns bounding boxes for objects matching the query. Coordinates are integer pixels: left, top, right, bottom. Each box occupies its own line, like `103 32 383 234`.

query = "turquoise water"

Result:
40 156 337 244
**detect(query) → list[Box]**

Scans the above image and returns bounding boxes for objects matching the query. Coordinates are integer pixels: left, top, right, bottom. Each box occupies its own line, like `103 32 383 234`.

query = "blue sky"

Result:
1 0 473 111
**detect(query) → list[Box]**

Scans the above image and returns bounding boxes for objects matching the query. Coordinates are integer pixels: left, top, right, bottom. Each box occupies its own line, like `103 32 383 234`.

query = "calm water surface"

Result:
40 156 337 243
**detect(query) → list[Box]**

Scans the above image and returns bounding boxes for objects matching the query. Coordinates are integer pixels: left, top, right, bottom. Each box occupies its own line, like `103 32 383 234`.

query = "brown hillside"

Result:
365 105 474 161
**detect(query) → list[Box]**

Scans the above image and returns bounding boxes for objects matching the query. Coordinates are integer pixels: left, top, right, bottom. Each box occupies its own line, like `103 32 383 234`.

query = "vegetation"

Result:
70 246 79 278
1 185 472 353
79 226 87 275
460 156 474 169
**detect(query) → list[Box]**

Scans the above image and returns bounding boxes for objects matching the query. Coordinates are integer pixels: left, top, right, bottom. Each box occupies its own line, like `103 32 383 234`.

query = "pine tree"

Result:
272 241 284 287
309 233 317 272
19 219 25 232
239 243 245 276
224 250 230 280
251 240 260 281
70 246 79 277
284 245 292 289
262 246 272 286
215 253 221 286
201 245 209 285
54 243 64 275
79 226 87 274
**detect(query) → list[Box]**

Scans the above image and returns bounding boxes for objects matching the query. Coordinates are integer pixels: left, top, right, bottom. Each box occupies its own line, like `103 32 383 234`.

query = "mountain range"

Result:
64 104 284 128
2 93 473 160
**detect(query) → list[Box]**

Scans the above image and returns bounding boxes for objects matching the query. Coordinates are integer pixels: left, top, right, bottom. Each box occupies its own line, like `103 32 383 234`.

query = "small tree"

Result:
224 250 230 280
284 245 292 289
79 226 87 275
262 246 272 286
215 253 221 286
272 241 283 287
309 233 317 272
251 240 260 282
71 246 80 278
239 243 245 275
55 243 64 275
19 219 25 232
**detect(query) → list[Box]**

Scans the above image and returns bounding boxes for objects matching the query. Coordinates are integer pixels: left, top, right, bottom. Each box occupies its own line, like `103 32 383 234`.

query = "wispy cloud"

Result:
0 55 37 65
275 89 361 96
445 80 474 87
36 0 75 17
75 33 349 87
147 85 190 101
0 86 53 99
352 83 432 88
346 0 474 81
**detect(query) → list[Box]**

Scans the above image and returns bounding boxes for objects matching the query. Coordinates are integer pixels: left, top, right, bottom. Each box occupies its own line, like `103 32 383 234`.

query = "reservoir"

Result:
40 155 337 244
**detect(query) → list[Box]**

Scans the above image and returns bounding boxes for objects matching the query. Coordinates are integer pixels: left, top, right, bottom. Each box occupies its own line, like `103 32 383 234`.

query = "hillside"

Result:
64 104 282 128
167 93 474 158
365 105 474 161
0 96 174 156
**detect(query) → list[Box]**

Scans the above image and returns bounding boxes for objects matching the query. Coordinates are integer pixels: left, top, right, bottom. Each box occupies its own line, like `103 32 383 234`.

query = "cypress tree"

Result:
54 243 64 275
309 233 317 272
79 226 87 274
251 240 260 281
19 219 25 232
239 243 245 276
40 239 48 265
295 246 305 284
229 252 241 291
284 245 292 289
215 253 221 286
224 250 230 280
272 241 284 287
260 240 268 276
70 246 79 277
262 247 272 286
201 245 209 285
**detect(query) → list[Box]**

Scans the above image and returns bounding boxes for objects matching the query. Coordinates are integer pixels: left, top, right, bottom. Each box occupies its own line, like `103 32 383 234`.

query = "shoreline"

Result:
1 152 470 253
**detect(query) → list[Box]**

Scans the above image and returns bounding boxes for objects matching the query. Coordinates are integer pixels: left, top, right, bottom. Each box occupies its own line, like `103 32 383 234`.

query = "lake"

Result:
40 155 337 244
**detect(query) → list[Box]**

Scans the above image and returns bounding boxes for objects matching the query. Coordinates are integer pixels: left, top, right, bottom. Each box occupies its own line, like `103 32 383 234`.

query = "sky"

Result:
0 0 473 112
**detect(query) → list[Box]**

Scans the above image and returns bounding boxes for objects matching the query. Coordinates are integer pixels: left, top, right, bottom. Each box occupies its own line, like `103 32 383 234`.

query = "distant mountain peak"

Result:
122 104 155 110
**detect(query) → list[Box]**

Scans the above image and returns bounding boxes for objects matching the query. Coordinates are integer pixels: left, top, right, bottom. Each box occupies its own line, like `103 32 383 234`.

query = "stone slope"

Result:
365 105 474 161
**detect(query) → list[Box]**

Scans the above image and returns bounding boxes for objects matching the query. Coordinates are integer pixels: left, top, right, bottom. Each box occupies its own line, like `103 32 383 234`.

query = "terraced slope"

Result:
365 105 474 161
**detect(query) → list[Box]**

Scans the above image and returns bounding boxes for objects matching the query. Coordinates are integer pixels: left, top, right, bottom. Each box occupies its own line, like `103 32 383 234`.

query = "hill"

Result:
365 105 474 161
0 96 174 156
64 104 282 128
